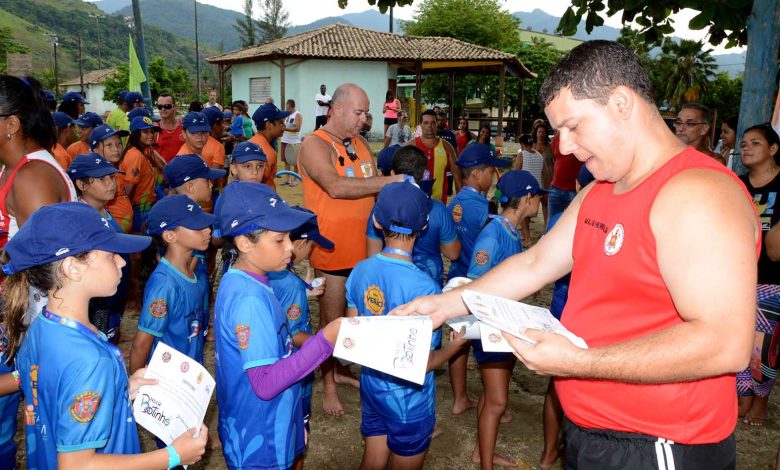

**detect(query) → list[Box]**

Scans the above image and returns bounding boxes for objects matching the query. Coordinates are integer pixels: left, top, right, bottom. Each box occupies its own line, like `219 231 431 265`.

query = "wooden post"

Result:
517 77 525 138
280 57 286 106
415 61 422 126
448 72 455 126
497 64 505 143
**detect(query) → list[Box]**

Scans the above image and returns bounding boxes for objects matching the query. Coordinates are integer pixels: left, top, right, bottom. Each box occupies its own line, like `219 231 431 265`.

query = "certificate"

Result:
445 314 481 340
479 323 514 352
461 289 588 349
133 342 216 445
333 316 433 385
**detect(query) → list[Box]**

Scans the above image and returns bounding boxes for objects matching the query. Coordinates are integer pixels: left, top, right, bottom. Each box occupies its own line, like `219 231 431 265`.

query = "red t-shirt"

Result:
550 134 583 191
556 147 758 444
156 121 183 163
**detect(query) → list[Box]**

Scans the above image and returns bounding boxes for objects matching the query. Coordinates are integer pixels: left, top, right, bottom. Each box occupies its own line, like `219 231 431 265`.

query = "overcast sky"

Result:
195 0 744 55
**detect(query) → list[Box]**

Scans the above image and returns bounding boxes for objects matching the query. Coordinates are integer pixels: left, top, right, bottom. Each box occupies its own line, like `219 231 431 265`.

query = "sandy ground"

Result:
14 142 780 469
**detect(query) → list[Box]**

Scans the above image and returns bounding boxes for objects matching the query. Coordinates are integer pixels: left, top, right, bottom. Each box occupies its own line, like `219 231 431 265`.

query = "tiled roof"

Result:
61 68 117 86
208 23 534 77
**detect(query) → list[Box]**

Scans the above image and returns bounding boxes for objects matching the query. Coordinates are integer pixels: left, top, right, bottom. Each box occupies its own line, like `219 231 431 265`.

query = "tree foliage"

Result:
656 39 717 107
699 72 743 118
103 56 191 103
257 0 291 43
234 0 257 48
337 0 415 14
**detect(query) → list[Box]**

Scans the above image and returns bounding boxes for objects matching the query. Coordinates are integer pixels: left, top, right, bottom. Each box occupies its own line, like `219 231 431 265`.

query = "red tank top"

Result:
550 134 583 191
156 121 183 163
556 146 758 444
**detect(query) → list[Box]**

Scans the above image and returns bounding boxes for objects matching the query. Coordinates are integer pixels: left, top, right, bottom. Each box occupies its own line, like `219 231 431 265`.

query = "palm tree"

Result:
657 39 717 108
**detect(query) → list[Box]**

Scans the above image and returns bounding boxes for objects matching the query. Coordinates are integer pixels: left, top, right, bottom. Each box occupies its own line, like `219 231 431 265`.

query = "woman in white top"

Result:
280 99 303 187
513 133 543 245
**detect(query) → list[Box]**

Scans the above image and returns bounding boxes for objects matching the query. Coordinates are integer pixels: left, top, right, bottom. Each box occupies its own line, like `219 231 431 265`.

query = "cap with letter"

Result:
89 124 129 151
230 142 267 164
182 112 211 134
67 153 124 181
215 182 314 237
289 207 334 249
164 154 227 188
251 103 291 127
73 112 104 129
456 143 510 168
495 169 547 202
61 91 89 104
146 194 216 235
373 182 430 235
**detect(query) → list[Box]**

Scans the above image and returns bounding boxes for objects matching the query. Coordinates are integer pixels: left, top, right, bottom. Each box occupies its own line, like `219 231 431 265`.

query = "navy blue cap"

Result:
62 91 89 104
43 89 56 103
146 195 216 235
89 124 129 150
223 110 233 120
215 182 315 237
456 143 510 168
377 144 401 174
117 90 129 102
496 170 547 202
2 202 151 274
230 142 267 164
73 112 103 128
182 112 211 133
374 182 430 235
202 107 224 126
52 112 73 129
127 107 159 122
129 116 160 132
289 207 334 249
252 103 291 127
164 154 227 188
124 91 144 105
67 153 124 181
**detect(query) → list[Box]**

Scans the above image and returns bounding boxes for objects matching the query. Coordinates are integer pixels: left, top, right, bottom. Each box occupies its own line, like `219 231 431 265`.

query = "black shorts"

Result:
315 115 327 129
384 117 398 126
563 419 735 470
318 267 353 278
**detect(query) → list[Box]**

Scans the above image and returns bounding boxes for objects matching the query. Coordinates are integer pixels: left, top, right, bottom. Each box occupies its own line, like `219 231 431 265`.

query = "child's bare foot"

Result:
322 388 345 417
207 431 222 450
500 411 512 424
471 447 518 467
738 395 753 417
451 397 476 415
744 396 768 427
539 447 560 469
334 371 360 389
431 426 443 439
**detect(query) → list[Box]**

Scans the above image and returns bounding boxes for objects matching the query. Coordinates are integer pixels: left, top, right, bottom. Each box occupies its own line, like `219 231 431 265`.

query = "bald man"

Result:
298 83 403 416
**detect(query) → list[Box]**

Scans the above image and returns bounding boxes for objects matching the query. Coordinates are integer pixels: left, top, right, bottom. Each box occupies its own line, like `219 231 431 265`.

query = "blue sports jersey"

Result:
138 257 209 364
366 199 457 285
0 329 20 466
18 311 140 469
546 212 570 319
267 269 314 400
345 254 442 423
467 217 522 279
215 269 304 469
447 187 488 278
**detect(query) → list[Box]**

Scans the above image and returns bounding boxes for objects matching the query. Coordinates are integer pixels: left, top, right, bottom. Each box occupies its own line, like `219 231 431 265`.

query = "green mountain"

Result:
0 0 216 83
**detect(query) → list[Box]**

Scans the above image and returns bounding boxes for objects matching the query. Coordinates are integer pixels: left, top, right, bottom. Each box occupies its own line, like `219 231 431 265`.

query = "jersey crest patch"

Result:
235 324 251 350
364 285 386 316
287 304 302 321
452 204 463 223
149 299 168 318
475 249 489 265
604 224 625 256
69 391 101 423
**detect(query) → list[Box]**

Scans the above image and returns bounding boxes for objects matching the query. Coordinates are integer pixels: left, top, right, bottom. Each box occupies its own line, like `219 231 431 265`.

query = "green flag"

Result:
128 34 146 92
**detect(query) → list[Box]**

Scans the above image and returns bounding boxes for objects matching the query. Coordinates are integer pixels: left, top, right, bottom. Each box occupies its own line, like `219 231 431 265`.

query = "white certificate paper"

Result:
133 342 216 445
333 316 433 385
461 290 588 349
445 315 482 340
479 323 515 352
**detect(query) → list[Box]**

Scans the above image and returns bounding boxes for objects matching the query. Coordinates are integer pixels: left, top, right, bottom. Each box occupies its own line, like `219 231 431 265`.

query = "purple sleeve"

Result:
246 330 334 400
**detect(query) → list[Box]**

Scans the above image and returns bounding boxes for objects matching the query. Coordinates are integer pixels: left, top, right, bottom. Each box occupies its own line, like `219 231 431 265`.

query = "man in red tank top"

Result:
395 41 759 470
154 93 183 163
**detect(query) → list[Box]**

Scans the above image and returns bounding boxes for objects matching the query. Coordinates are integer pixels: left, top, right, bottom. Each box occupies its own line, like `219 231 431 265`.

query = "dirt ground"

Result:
15 143 780 469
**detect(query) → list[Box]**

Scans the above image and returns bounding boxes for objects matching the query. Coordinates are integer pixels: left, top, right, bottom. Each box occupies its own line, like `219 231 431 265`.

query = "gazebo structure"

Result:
207 24 535 136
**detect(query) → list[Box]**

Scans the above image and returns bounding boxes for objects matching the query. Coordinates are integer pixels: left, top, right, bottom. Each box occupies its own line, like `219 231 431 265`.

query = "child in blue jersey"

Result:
366 145 460 286
348 182 468 470
268 207 332 439
228 141 268 184
213 182 343 470
129 194 216 373
467 170 544 470
0 327 22 468
67 153 130 343
1 202 207 469
446 143 510 415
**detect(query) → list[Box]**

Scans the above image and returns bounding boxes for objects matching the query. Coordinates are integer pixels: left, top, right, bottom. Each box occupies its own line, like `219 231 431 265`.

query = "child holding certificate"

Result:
2 202 207 469
467 170 545 470
213 182 343 469
346 182 468 470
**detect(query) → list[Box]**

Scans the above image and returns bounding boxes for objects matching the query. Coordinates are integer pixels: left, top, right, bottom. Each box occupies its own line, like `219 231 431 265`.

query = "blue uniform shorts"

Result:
360 402 435 457
472 339 513 364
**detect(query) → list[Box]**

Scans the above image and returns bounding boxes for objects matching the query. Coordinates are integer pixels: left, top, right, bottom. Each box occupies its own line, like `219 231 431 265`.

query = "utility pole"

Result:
89 14 103 69
45 33 59 96
194 0 201 99
389 6 394 33
131 0 152 106
78 34 84 96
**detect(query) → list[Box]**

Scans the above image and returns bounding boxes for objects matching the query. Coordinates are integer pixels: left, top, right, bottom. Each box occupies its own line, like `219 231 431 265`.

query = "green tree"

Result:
257 0 291 43
103 56 192 103
511 38 565 121
656 39 717 107
234 0 257 48
616 26 667 105
699 72 744 118
337 0 414 14
0 26 30 73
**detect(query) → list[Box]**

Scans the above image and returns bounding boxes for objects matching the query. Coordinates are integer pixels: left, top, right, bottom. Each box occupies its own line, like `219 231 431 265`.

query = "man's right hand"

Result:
390 292 467 329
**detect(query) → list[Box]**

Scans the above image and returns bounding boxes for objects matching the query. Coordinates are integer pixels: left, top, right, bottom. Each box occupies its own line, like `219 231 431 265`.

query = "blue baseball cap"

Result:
89 124 129 150
182 112 211 133
289 207 334 249
164 154 226 188
202 107 224 126
215 182 315 237
223 110 233 120
62 91 89 104
456 143 510 168
496 170 547 202
73 112 104 128
230 142 267 164
117 90 129 102
146 195 216 235
43 89 56 104
127 107 159 122
129 116 160 132
252 103 291 127
2 202 151 275
374 182 430 235
377 144 401 174
67 153 124 181
52 112 73 129
124 91 144 105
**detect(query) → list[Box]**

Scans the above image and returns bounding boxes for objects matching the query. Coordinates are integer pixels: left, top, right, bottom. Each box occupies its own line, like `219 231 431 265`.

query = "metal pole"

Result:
53 37 59 96
389 6 394 33
78 34 84 96
89 14 103 69
131 0 152 105
194 0 201 99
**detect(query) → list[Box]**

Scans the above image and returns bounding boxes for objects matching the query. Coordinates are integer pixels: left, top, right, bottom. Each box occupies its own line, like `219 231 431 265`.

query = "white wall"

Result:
230 59 397 136
64 84 114 117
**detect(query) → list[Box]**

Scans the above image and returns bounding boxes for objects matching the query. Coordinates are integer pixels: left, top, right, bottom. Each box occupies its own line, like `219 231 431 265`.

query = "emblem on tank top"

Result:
360 162 373 177
604 224 624 256
345 167 355 178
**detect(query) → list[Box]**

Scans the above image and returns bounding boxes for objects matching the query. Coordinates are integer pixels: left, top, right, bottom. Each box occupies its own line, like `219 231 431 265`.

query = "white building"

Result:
61 68 117 117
